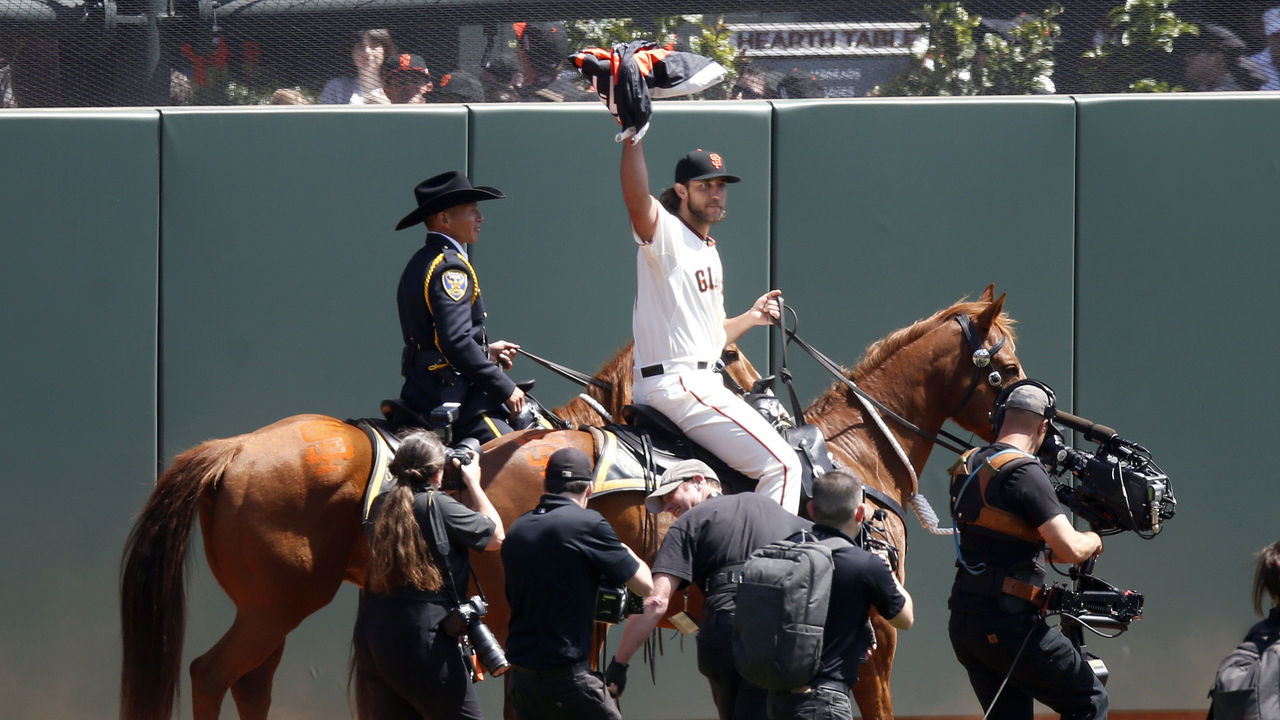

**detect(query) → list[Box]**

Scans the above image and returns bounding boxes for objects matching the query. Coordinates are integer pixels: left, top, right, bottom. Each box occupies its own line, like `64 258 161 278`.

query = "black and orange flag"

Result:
572 40 726 143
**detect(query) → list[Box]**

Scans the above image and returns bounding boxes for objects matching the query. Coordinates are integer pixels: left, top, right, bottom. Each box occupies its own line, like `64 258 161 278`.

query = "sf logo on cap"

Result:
709 153 723 169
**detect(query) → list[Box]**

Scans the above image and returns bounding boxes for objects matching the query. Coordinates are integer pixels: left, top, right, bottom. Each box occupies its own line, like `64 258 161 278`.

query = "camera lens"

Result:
467 619 509 676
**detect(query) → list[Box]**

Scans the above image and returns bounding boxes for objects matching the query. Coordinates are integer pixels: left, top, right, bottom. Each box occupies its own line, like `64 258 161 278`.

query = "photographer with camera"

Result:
353 430 504 720
948 380 1107 720
502 447 653 720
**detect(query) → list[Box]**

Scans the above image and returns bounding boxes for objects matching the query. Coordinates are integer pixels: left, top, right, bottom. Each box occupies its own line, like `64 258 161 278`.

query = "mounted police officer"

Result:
948 379 1107 720
393 170 525 444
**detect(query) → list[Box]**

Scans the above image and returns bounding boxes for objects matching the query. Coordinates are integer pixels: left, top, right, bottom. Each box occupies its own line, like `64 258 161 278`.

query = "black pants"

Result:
949 610 1108 720
698 609 769 720
400 368 515 444
353 596 482 720
508 664 622 720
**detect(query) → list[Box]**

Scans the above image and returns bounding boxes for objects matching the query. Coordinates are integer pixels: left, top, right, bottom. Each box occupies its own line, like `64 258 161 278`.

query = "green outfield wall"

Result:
2 95 1275 718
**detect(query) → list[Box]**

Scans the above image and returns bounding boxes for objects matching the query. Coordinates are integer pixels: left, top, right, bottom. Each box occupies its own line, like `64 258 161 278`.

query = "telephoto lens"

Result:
467 618 509 676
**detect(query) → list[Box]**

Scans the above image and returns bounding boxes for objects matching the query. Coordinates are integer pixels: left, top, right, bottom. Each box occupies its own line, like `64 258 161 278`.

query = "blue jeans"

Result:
766 684 854 720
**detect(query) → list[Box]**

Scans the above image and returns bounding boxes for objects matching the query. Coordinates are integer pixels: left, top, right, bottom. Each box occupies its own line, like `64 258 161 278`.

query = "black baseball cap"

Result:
544 447 594 492
674 149 741 185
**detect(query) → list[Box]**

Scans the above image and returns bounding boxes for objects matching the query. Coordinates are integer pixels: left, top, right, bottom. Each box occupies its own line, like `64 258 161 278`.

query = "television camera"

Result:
1036 409 1176 682
1040 410 1176 538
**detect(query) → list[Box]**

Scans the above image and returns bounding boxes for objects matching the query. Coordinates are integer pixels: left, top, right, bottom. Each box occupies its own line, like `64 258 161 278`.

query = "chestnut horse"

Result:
466 286 1022 720
119 342 758 720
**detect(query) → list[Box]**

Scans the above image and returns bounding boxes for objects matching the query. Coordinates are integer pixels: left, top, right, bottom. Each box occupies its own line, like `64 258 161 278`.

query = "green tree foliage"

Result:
874 2 1061 97
1079 0 1198 92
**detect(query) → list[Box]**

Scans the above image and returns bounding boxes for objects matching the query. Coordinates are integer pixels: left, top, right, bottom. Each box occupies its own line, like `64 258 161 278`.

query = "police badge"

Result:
442 270 469 301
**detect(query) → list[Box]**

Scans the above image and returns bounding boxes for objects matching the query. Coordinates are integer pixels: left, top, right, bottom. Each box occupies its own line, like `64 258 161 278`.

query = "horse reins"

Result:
516 347 613 391
774 302 1010 537
775 302 975 457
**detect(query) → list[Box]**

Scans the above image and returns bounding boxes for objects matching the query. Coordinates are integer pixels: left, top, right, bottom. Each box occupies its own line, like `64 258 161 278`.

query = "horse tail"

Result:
119 438 240 720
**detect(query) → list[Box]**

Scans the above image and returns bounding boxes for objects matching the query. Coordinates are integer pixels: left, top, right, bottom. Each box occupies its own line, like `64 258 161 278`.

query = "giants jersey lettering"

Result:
632 206 727 369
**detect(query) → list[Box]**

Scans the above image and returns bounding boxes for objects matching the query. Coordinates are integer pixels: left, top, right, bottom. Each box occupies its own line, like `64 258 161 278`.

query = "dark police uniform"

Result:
354 488 495 720
397 231 517 443
652 492 811 720
502 494 639 720
948 443 1107 720
765 524 905 720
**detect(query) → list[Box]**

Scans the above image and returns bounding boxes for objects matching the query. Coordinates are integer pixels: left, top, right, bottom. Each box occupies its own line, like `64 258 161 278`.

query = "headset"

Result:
989 378 1057 435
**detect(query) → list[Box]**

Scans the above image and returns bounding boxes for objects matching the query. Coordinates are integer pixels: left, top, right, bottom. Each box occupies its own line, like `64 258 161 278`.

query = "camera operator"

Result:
353 430 504 720
948 380 1107 720
607 459 811 720
502 447 653 720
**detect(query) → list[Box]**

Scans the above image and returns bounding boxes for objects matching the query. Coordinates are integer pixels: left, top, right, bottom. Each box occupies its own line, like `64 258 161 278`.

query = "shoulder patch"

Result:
441 270 469 302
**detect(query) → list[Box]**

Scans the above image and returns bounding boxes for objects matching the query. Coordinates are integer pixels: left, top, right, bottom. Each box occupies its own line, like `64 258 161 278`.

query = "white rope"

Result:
849 391 955 535
577 393 613 424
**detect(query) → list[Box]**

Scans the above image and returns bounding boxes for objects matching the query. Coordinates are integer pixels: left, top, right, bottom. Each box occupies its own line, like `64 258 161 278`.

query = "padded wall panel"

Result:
1075 94 1280 712
771 97 1078 716
0 110 159 717
472 102 775 410
159 106 468 718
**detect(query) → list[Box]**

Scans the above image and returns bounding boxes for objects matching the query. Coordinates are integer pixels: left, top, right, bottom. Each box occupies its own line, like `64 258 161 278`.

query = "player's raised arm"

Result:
621 137 660 244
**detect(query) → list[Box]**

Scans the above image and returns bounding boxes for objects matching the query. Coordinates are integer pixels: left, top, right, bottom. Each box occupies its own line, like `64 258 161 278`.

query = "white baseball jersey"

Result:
631 205 726 370
629 203 802 514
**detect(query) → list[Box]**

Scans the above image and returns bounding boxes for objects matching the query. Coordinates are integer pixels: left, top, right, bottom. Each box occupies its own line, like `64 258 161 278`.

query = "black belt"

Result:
704 562 745 596
789 677 850 695
639 360 709 378
510 661 590 677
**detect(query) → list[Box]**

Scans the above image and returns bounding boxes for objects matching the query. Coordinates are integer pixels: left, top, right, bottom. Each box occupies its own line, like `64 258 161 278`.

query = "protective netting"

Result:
1 0 1277 107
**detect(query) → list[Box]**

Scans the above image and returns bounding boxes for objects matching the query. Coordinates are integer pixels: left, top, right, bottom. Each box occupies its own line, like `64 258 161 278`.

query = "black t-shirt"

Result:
373 487 495 602
651 493 811 614
806 525 905 685
949 443 1063 613
502 494 639 669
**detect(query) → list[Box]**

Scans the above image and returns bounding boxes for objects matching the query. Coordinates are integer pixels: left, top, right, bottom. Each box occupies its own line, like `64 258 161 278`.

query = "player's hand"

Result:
604 657 628 698
488 340 520 370
751 290 783 325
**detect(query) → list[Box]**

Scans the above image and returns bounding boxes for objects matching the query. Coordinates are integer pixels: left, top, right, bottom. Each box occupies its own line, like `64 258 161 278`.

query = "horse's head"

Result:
719 342 761 392
946 284 1024 441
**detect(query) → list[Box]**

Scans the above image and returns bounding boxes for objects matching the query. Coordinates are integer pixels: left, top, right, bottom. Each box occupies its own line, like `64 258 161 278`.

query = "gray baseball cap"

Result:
645 459 718 514
1005 383 1054 418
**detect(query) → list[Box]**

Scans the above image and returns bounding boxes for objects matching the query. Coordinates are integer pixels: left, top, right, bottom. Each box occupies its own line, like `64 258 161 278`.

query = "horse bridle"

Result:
951 313 1008 421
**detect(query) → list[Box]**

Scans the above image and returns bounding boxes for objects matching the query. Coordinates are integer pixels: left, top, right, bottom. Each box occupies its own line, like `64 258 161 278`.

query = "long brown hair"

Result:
1253 541 1280 616
365 431 446 595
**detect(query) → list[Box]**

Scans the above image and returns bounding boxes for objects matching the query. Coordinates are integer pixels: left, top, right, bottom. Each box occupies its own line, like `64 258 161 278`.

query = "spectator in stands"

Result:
269 88 311 105
1245 7 1280 91
430 70 486 103
732 66 772 100
514 21 593 102
383 53 433 104
480 58 521 102
1182 24 1261 92
320 29 395 104
775 68 826 98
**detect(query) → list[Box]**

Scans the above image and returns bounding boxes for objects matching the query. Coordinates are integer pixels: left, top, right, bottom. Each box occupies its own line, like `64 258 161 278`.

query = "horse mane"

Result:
815 297 1018 406
554 343 637 427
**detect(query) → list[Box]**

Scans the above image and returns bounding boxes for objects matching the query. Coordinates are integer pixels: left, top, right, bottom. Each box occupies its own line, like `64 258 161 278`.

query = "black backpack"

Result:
1208 617 1280 720
732 533 849 691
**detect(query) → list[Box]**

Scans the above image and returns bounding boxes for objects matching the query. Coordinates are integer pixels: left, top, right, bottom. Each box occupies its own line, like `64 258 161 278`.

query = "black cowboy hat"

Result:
394 170 505 231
